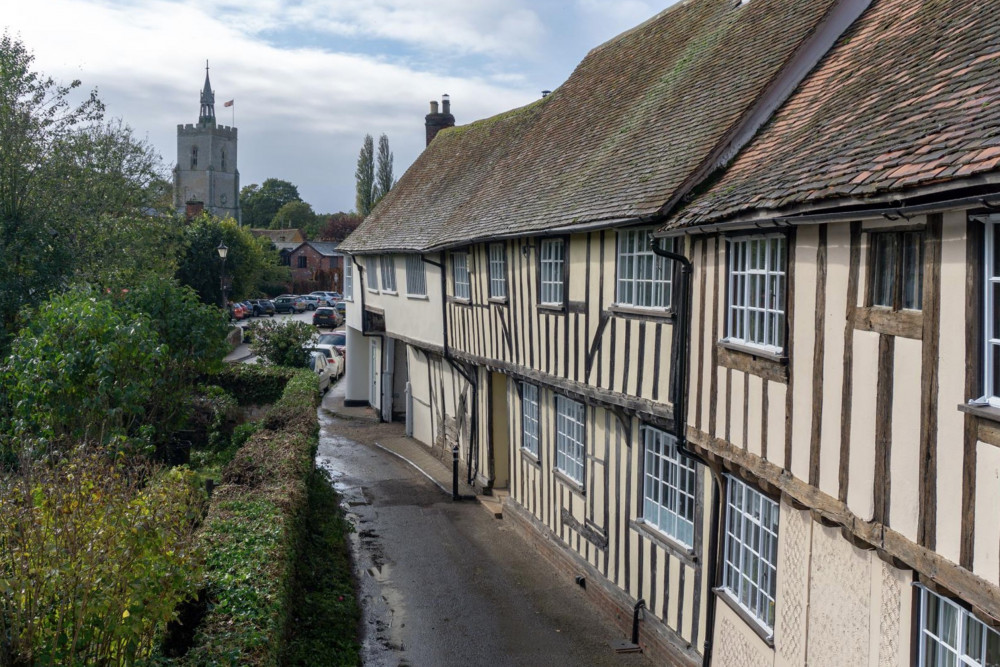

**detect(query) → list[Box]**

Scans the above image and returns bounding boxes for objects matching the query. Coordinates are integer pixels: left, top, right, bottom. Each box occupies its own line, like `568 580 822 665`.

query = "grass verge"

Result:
284 469 361 666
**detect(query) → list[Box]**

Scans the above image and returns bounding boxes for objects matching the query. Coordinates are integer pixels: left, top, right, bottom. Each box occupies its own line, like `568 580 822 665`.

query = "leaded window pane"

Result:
489 243 508 299
722 476 779 631
405 254 426 296
380 255 397 292
727 236 786 352
555 396 584 483
540 239 565 305
521 383 539 456
641 426 696 546
452 251 470 300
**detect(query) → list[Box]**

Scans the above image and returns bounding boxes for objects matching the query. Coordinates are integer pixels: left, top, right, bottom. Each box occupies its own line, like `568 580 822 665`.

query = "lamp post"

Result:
217 242 229 309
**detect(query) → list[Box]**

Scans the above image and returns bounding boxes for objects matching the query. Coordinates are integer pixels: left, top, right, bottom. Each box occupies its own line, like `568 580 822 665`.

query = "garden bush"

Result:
0 448 206 665
245 319 316 368
208 365 295 407
179 369 319 666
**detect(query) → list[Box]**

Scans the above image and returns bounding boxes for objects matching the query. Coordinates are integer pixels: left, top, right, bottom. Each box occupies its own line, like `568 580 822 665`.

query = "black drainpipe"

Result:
424 255 479 487
651 240 722 667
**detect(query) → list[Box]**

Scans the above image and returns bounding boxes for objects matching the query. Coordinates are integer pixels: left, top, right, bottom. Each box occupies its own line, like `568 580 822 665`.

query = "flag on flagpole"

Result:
224 99 234 107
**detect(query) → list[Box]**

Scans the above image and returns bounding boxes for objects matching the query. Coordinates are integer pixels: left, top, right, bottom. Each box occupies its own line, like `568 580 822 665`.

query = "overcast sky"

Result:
4 0 676 216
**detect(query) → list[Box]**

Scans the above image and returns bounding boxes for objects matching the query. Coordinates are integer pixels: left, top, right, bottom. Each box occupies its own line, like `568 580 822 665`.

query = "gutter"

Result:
650 241 722 667
424 255 480 487
661 189 1000 238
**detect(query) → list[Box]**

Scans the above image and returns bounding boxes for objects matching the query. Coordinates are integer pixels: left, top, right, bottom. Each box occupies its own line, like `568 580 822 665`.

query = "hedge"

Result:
207 365 296 407
178 369 319 666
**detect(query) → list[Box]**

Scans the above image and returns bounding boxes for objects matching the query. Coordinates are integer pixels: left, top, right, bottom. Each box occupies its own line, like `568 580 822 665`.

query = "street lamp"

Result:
217 242 229 309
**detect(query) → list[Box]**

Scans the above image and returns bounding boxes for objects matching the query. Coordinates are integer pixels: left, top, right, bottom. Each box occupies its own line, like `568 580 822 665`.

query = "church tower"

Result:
173 63 241 222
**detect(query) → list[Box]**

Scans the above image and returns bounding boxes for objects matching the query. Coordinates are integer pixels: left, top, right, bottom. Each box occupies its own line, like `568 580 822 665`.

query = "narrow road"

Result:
316 389 653 667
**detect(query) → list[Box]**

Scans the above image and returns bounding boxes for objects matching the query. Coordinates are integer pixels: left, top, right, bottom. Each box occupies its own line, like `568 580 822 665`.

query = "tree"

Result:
239 178 301 228
374 133 394 204
246 319 316 367
270 200 316 230
320 212 364 242
0 33 102 348
1 288 166 450
355 134 375 216
176 214 287 305
0 34 171 351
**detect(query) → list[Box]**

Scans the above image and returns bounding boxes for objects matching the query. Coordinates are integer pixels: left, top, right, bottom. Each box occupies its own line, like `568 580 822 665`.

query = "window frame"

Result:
721 475 779 634
344 261 353 301
297 255 308 269
488 242 508 301
725 234 788 354
538 238 566 307
364 256 379 293
640 425 697 548
405 254 427 297
451 250 470 301
380 254 397 293
616 228 674 311
521 383 540 458
554 395 585 486
918 585 1000 667
984 219 1000 403
867 229 924 311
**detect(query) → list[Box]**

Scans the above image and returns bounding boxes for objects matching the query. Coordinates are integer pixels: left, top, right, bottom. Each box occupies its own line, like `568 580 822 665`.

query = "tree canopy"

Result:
0 33 172 350
240 178 301 228
355 134 376 217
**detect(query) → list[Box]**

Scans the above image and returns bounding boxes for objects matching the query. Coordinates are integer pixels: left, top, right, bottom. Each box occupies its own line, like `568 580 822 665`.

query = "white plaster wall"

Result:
935 211 969 564
343 324 370 404
365 255 444 348
805 524 872 667
791 226 819 482
407 347 434 447
889 336 922 542
974 442 1000 586
848 330 879 521
713 600 774 667
818 222 850 498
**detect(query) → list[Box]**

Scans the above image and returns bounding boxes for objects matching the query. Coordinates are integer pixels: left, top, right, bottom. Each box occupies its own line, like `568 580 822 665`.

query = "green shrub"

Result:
1 289 165 453
181 370 319 666
246 319 316 368
0 448 206 665
209 365 295 406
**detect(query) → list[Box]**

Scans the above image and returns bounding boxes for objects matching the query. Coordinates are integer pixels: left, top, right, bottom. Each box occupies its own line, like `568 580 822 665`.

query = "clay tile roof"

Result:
667 0 1000 229
340 0 841 254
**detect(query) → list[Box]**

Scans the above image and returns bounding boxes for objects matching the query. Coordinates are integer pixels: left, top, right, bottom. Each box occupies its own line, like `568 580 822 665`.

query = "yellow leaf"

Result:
122 610 130 618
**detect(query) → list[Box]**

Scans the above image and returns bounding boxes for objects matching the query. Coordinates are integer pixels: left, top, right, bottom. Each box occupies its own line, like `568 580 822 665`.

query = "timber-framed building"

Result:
339 0 1000 664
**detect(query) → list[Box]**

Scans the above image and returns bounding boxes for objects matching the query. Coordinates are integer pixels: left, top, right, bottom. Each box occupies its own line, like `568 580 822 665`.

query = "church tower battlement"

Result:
173 62 241 223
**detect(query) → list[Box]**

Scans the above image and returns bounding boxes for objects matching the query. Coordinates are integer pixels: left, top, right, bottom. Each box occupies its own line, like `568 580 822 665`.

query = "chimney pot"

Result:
425 95 455 147
430 100 439 114
442 94 450 115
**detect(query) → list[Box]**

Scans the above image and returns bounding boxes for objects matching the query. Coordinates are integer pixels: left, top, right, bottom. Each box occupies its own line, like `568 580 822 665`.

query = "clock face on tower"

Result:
220 193 228 206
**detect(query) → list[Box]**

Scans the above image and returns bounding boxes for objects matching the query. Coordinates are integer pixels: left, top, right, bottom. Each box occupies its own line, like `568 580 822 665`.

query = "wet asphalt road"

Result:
315 389 654 667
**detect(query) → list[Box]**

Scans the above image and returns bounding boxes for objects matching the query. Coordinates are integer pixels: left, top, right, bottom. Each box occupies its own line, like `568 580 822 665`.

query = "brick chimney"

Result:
185 199 204 221
425 94 455 146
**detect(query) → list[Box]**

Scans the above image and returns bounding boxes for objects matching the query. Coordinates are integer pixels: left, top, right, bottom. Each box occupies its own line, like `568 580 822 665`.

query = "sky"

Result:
3 0 676 216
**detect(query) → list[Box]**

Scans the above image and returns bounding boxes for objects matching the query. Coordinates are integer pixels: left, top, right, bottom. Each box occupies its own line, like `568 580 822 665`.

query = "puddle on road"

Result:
316 413 410 666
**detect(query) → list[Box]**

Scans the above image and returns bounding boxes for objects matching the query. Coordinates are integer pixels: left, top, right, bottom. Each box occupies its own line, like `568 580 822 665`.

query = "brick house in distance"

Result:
288 241 345 292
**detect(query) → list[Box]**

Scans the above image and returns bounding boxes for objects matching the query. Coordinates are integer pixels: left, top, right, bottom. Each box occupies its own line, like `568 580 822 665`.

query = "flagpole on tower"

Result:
224 99 235 127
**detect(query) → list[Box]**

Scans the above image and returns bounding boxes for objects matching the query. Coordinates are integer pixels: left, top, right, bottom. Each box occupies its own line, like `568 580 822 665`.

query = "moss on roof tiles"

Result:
341 0 840 254
669 0 1000 229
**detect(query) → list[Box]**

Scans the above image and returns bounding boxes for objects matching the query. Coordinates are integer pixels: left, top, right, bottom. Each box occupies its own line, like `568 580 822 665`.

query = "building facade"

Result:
173 64 241 222
340 0 1000 664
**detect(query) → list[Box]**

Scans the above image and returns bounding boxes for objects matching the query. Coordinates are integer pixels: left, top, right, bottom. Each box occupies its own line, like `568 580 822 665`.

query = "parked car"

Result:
299 295 324 310
249 299 276 317
240 301 255 317
313 307 340 328
317 330 346 357
228 301 247 320
308 351 334 392
334 301 346 318
307 345 344 379
274 295 307 313
308 291 336 306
